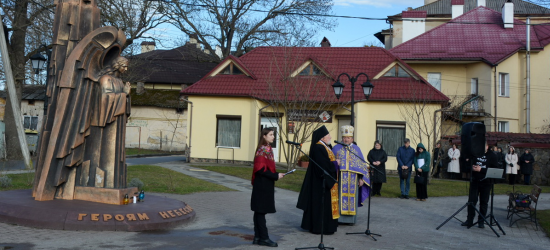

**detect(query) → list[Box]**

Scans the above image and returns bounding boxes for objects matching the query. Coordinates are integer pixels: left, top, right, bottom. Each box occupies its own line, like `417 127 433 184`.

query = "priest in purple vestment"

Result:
332 125 370 225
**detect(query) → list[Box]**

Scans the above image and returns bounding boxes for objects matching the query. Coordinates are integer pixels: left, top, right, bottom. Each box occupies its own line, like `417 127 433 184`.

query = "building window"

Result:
471 78 478 95
299 64 322 76
427 73 441 91
221 62 244 75
498 121 509 132
216 115 241 147
383 65 411 78
499 73 509 97
23 116 39 131
376 122 406 156
28 100 35 105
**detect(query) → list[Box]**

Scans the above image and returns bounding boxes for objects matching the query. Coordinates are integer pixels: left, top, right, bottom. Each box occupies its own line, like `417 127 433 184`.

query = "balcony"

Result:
443 95 491 122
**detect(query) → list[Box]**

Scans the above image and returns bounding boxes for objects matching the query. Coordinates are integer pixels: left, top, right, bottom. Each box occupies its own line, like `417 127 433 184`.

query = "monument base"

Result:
0 189 195 231
74 186 138 205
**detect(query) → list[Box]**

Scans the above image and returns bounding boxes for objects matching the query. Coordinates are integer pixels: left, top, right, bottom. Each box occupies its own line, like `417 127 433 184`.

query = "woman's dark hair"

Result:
415 146 424 156
256 128 274 151
508 146 515 154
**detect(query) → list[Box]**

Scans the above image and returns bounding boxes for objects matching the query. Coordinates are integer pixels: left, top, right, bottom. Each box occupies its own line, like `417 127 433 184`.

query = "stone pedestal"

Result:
74 186 138 205
0 189 195 231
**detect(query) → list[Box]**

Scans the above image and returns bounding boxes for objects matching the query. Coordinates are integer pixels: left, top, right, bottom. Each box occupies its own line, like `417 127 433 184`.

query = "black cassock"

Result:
297 142 338 234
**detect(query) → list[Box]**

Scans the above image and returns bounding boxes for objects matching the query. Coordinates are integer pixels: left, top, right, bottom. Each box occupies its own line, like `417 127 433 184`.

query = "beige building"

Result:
377 0 550 50
391 5 550 134
126 40 219 152
182 45 448 169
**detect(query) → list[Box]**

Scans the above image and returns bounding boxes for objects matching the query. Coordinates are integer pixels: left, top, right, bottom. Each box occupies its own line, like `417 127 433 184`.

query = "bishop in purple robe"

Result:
332 125 370 224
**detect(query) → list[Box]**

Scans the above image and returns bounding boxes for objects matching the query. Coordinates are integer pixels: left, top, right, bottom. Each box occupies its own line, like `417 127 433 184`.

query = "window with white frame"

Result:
376 122 406 156
216 115 242 147
23 115 39 131
498 121 509 132
427 73 442 91
499 73 509 97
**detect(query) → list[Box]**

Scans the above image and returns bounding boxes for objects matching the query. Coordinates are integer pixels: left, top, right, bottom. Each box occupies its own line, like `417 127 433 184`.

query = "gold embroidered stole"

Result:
318 141 340 220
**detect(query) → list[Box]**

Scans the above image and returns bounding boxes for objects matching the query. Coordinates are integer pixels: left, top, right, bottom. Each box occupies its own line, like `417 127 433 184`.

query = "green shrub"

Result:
128 177 144 190
0 176 13 188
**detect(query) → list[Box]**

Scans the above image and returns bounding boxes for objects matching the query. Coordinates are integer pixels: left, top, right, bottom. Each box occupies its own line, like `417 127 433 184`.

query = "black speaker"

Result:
461 122 486 158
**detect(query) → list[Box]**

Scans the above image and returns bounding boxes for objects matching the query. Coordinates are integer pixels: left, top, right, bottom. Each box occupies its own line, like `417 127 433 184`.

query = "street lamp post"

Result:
332 73 374 127
30 45 52 115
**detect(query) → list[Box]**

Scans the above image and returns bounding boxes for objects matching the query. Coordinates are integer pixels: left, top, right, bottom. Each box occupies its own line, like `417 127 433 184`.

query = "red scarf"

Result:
251 144 276 185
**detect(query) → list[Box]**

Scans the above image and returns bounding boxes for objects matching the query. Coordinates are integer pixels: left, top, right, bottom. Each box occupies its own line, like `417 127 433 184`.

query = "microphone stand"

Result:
436 155 500 237
337 143 383 241
291 143 337 250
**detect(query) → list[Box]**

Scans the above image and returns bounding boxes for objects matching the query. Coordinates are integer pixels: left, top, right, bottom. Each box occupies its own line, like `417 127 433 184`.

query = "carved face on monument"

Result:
113 57 128 74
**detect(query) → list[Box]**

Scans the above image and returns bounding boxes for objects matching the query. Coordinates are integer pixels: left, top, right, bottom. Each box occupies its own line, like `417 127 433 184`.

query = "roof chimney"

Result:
402 11 427 43
189 34 201 49
320 37 331 47
424 0 438 5
140 41 155 53
478 0 486 7
502 0 514 29
452 0 464 19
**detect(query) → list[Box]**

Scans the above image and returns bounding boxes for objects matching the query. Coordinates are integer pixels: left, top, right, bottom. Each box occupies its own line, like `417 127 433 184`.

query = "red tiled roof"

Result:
402 11 427 18
181 47 449 103
391 6 550 65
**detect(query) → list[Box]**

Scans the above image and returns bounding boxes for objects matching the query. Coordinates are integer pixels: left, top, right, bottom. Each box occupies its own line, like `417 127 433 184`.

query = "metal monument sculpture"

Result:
33 0 134 203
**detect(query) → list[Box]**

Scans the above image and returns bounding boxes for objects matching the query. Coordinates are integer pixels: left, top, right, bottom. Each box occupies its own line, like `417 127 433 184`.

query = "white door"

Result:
260 117 279 162
471 78 479 111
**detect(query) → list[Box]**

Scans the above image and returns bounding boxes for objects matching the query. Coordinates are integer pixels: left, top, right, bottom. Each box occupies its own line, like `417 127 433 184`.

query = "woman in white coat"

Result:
447 144 461 179
505 146 519 185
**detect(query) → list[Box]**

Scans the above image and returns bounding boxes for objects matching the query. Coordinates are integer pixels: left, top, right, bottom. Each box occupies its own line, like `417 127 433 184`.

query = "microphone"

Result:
286 140 302 146
334 140 349 146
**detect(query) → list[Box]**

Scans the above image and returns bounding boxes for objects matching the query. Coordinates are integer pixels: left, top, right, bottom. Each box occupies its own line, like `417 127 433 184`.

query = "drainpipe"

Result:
494 66 498 131
526 17 531 133
180 98 193 163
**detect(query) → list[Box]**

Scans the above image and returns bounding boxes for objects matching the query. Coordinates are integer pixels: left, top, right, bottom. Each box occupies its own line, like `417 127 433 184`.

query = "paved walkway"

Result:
0 161 549 249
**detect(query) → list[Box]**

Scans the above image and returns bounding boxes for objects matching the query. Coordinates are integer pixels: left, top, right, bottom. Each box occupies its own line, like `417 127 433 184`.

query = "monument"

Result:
0 0 195 231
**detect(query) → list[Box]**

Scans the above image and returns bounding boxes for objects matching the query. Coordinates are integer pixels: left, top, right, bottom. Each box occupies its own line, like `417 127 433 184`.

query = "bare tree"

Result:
99 0 169 50
254 47 345 170
161 0 335 59
397 79 457 156
1 0 54 160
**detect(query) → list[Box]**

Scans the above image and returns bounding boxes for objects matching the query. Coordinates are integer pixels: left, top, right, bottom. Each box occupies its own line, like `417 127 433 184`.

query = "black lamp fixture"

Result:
361 80 374 100
30 52 47 75
332 80 345 99
332 72 374 127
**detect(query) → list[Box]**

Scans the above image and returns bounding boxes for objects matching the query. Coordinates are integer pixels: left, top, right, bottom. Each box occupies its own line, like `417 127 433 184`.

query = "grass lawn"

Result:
193 165 550 198
125 148 184 156
539 210 550 237
0 165 233 195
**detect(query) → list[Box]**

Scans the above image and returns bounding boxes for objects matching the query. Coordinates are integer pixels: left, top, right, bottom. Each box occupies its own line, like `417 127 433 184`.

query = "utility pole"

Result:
0 19 33 169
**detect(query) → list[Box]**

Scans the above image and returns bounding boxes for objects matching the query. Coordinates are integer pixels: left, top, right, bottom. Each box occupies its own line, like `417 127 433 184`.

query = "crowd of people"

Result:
432 143 535 185
248 125 537 246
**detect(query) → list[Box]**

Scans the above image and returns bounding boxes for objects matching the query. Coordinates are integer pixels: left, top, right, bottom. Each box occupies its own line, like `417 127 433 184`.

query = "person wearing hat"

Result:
297 125 339 234
332 125 370 225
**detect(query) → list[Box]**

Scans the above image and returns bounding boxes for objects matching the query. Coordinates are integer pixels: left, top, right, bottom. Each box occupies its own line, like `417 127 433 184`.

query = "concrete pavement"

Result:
0 160 549 249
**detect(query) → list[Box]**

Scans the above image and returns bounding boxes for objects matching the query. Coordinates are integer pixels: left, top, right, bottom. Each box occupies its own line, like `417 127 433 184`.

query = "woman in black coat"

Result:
251 128 284 247
519 149 535 185
367 140 387 196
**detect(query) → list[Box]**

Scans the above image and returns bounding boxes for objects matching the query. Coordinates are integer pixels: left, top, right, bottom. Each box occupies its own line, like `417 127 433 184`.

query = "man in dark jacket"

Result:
462 143 498 228
520 149 535 185
396 138 415 199
431 142 443 178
